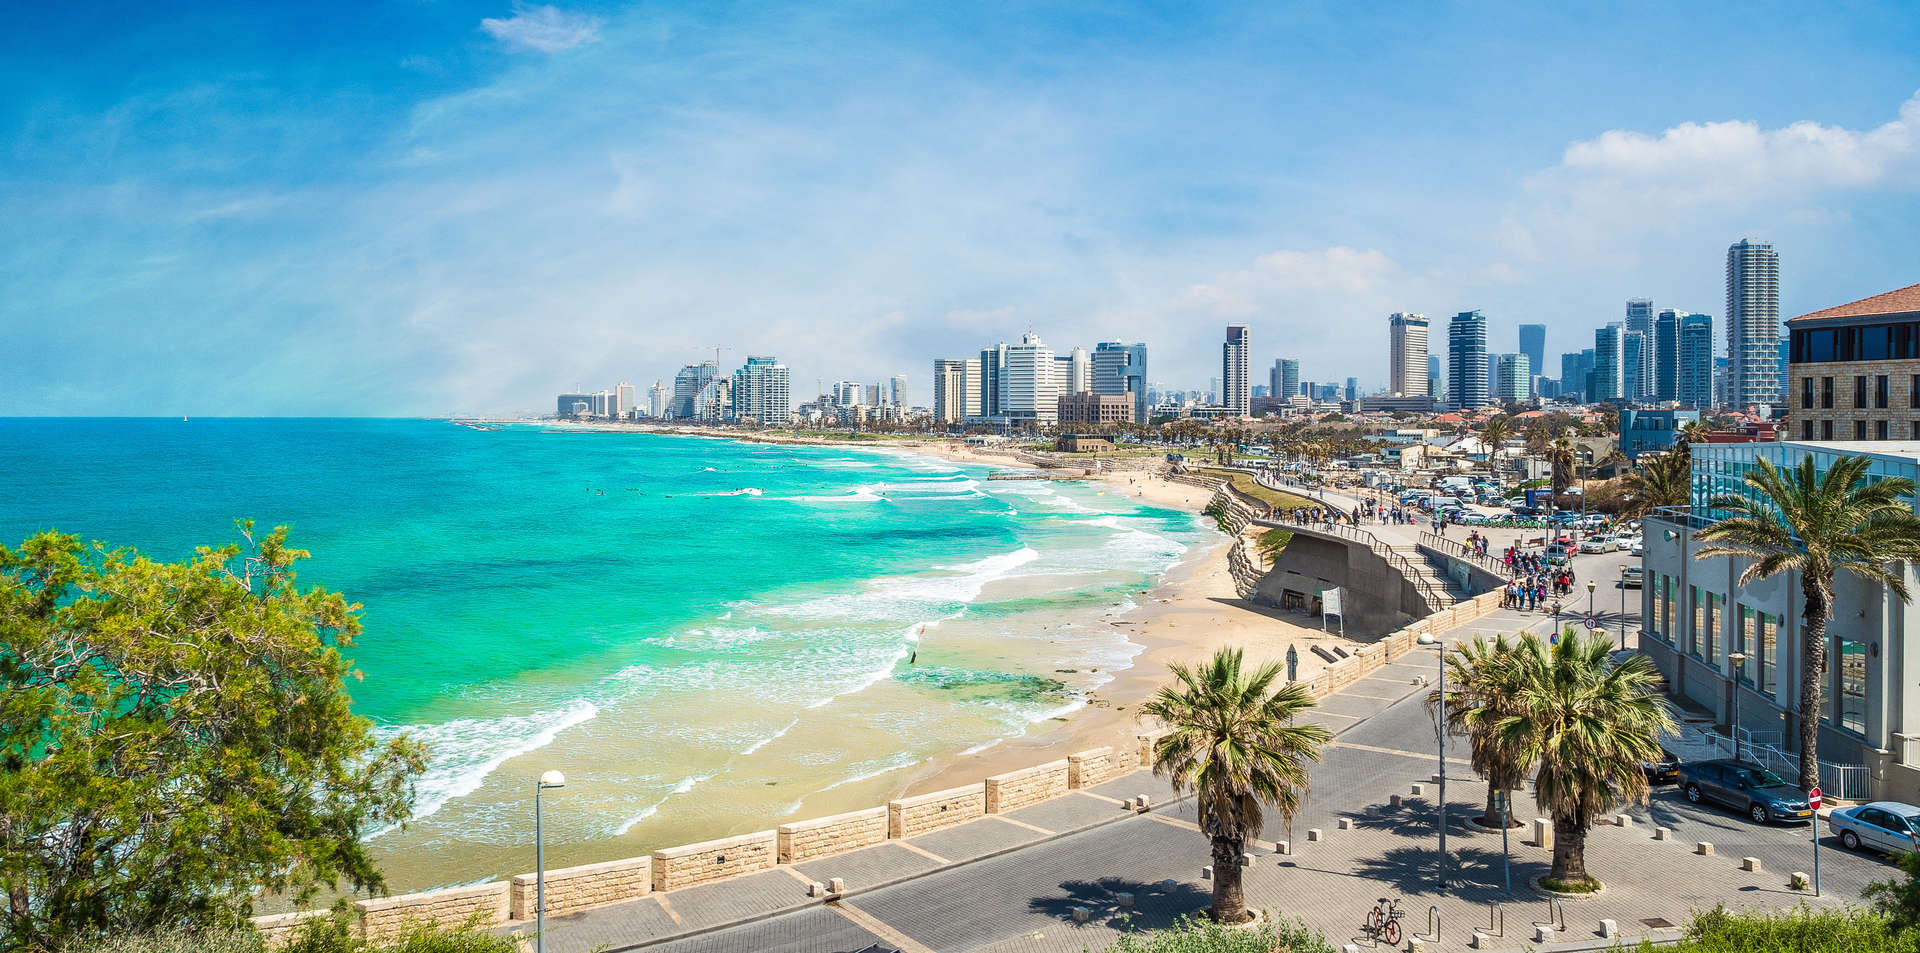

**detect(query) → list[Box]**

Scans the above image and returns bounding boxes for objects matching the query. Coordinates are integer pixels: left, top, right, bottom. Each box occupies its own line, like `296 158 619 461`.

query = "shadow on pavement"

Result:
1028 876 1212 931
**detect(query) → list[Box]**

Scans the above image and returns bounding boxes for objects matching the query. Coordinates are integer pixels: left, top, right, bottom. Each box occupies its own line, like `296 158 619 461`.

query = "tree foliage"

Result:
0 525 427 952
1098 914 1334 953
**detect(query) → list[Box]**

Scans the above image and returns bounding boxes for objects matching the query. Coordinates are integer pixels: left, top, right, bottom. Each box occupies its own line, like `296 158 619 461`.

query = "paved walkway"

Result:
506 580 1893 953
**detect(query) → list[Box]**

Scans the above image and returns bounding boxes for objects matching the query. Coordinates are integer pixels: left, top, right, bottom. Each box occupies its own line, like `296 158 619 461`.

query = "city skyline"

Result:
5 3 1918 414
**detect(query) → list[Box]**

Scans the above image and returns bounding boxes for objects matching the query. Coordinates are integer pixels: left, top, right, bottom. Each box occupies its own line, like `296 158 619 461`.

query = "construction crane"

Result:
696 345 731 367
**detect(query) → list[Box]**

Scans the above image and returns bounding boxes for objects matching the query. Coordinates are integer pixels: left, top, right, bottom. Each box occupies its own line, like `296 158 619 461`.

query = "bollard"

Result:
1201 866 1212 880
1695 842 1713 856
1390 794 1404 808
1240 853 1254 867
1409 941 1428 953
1307 828 1324 842
1532 818 1553 849
1276 840 1292 855
829 877 845 894
1653 826 1672 841
1742 856 1761 872
1135 795 1151 810
1535 925 1555 944
1338 817 1354 830
1614 814 1634 828
1600 918 1618 938
1344 945 1361 953
808 881 827 897
1116 892 1135 909
1791 871 1811 890
1411 783 1427 797
1471 930 1492 949
1072 906 1091 924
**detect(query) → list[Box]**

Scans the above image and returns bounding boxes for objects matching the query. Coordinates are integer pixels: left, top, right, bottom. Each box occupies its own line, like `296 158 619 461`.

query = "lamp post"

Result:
1587 580 1597 621
1436 644 1454 889
1728 654 1748 762
1618 564 1629 650
535 770 567 953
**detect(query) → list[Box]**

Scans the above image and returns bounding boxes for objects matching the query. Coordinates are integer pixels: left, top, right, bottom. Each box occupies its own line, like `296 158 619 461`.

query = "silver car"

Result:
1829 801 1920 853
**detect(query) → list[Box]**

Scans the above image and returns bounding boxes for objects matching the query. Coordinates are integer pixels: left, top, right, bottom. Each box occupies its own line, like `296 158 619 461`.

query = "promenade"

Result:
509 545 1893 953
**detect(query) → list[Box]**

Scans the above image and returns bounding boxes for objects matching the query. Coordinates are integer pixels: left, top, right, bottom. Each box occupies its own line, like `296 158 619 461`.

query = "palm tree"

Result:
1619 450 1690 518
1497 631 1675 889
1694 455 1920 790
1141 647 1331 923
1548 437 1577 501
1429 635 1527 828
1677 419 1711 450
1481 416 1515 470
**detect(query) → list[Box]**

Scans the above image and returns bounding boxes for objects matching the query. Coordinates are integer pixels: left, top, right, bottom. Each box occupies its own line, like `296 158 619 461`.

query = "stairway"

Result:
1390 544 1475 605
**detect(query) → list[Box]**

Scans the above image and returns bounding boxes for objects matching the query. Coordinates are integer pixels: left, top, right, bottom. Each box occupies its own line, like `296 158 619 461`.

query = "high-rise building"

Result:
1727 239 1782 409
1270 358 1300 401
1494 353 1531 403
1447 311 1490 410
1000 332 1059 425
672 362 719 418
1222 326 1251 416
612 382 635 418
1091 342 1148 422
1558 352 1589 402
647 380 668 418
978 345 1006 418
1388 312 1430 397
1592 324 1623 403
831 380 865 408
1622 329 1650 404
889 374 908 409
1626 299 1655 401
1517 324 1546 385
1654 309 1682 403
730 356 790 424
1678 313 1714 409
692 376 731 421
1064 346 1091 396
933 359 969 424
1428 355 1443 402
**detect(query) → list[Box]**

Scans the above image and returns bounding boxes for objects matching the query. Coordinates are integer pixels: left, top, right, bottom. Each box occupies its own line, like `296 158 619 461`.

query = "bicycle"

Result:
1366 896 1406 946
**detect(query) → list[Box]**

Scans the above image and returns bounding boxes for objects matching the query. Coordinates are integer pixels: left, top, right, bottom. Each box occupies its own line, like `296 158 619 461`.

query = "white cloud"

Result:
1250 246 1398 294
1534 90 1920 208
480 4 605 54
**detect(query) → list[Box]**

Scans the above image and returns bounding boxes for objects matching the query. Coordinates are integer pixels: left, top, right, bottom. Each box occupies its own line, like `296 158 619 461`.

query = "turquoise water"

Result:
0 419 1208 884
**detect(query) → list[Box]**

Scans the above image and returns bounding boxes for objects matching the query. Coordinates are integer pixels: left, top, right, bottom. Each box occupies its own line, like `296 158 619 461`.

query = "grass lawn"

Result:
1198 468 1316 513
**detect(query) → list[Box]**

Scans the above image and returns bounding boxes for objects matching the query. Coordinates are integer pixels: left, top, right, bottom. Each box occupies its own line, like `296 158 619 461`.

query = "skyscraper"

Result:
614 381 636 418
1065 346 1091 396
1222 326 1251 416
1727 239 1781 408
933 359 968 423
1000 332 1058 424
889 374 908 409
731 356 791 424
647 380 668 418
1622 329 1649 404
1517 324 1546 385
1344 377 1358 402
1653 309 1682 403
978 344 1006 417
1494 353 1531 403
1592 324 1623 403
1447 311 1489 410
1428 355 1443 402
1091 342 1148 422
672 361 719 418
1270 359 1300 401
1678 313 1714 409
1625 299 1655 401
1388 312 1430 397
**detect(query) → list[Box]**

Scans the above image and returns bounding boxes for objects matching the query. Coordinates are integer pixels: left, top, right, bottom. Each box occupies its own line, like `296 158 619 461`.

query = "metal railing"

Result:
1419 531 1510 579
1902 734 1920 768
1254 514 1452 611
1699 727 1872 801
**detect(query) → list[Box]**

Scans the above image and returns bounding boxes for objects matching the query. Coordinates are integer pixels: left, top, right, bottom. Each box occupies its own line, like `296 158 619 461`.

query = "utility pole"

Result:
1436 644 1453 888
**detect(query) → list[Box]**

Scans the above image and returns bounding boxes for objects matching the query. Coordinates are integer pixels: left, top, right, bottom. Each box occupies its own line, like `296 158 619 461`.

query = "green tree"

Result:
1866 847 1920 932
1496 631 1674 889
1548 437 1578 501
1619 450 1691 518
0 525 428 952
1428 636 1527 828
1695 455 1920 790
1140 648 1330 924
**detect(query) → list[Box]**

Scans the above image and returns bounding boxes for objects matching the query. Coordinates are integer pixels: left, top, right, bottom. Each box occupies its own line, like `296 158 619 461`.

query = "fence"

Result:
1419 532 1511 580
1255 515 1451 612
1698 727 1871 801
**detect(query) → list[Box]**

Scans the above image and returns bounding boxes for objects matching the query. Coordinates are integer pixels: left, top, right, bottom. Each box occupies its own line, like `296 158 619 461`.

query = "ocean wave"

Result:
769 547 1041 621
784 484 884 503
615 773 713 835
379 700 599 826
959 738 1004 756
817 752 922 792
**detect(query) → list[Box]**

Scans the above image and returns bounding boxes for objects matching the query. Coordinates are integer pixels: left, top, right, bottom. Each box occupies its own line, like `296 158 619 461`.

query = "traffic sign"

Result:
1809 787 1822 811
1583 615 1601 630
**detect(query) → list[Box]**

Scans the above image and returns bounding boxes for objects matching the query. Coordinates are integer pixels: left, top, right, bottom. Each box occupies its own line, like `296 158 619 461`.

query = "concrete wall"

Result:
251 911 328 946
354 882 510 941
1067 746 1131 789
510 856 651 920
777 806 889 864
985 760 1070 813
1257 531 1418 636
888 783 986 838
651 830 777 892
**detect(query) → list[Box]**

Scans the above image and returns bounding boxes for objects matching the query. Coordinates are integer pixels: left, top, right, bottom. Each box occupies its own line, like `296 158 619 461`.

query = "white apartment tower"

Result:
646 380 668 418
1388 312 1429 397
731 356 790 424
999 332 1059 425
1727 239 1781 409
933 359 968 424
1222 325 1251 416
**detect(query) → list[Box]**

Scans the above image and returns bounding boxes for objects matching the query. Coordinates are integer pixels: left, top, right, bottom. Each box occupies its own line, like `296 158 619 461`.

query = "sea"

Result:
0 418 1210 889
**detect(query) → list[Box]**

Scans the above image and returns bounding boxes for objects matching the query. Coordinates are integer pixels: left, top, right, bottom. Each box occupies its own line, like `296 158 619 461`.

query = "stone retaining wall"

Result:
354 882 510 941
251 911 328 946
651 830 777 892
888 783 986 838
1066 746 1125 789
777 806 889 864
509 856 651 920
985 760 1070 813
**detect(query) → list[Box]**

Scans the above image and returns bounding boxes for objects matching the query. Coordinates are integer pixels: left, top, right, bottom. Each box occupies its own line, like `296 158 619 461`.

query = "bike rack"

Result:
1417 906 1440 942
1537 897 1566 933
1487 901 1503 936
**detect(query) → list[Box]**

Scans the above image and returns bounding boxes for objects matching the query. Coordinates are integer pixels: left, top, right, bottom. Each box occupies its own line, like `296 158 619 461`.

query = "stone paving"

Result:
509 543 1897 953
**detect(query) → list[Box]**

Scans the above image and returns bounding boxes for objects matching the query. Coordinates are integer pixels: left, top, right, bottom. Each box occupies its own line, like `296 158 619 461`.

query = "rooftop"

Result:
1787 281 1920 324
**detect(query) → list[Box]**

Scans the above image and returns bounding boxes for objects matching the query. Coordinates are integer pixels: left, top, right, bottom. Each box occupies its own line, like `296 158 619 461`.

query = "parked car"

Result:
1579 535 1614 554
1642 746 1682 784
1829 801 1920 853
1620 565 1644 588
1612 534 1638 552
1548 510 1580 525
1630 537 1645 557
1679 760 1815 824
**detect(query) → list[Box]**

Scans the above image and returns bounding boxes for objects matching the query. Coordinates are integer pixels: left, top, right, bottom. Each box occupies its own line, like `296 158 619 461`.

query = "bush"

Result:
1097 914 1334 953
59 929 266 953
1646 904 1920 953
59 916 519 953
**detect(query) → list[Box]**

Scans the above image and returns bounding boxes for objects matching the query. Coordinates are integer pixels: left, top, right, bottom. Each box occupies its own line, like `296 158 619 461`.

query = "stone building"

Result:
1786 282 1920 442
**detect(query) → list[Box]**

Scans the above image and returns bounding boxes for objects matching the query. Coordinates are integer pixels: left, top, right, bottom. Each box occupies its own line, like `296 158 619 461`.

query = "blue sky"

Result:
4 0 1918 414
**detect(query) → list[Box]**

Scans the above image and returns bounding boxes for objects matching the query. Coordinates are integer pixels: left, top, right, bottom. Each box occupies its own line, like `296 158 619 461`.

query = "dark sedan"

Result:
1679 759 1815 824
1642 746 1682 784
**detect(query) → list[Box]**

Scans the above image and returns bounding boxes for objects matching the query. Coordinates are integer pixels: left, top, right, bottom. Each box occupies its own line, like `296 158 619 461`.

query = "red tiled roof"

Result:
1788 281 1920 324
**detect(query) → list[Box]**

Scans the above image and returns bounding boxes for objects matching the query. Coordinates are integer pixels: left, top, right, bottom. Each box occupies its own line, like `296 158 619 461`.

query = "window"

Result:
1822 377 1834 409
1737 606 1757 686
1913 421 1920 441
1856 420 1869 440
1834 636 1868 735
1802 377 1814 409
1856 376 1868 409
1757 610 1778 696
1879 420 1891 441
1803 420 1814 440
1912 375 1919 408
1862 325 1893 360
1823 420 1835 440
1878 375 1891 409
1805 329 1837 362
1691 588 1720 665
1688 585 1703 659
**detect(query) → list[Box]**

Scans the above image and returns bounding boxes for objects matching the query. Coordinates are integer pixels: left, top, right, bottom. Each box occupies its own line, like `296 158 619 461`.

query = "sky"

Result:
3 0 1918 415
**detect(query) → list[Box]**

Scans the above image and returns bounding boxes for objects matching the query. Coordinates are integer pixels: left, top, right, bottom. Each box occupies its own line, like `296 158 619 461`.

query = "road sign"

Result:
1583 615 1601 630
1810 787 1822 811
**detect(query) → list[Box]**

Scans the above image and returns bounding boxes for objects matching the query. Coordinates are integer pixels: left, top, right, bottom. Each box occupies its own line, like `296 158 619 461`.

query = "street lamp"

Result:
1618 564 1629 651
1435 644 1453 888
535 770 567 953
1728 654 1748 762
1586 580 1598 632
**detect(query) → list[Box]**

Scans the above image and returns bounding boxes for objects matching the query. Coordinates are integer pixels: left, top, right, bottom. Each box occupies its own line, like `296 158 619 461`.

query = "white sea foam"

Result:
769 547 1041 621
818 753 922 793
959 738 1004 756
616 773 713 835
785 484 884 503
741 717 800 755
381 700 600 826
